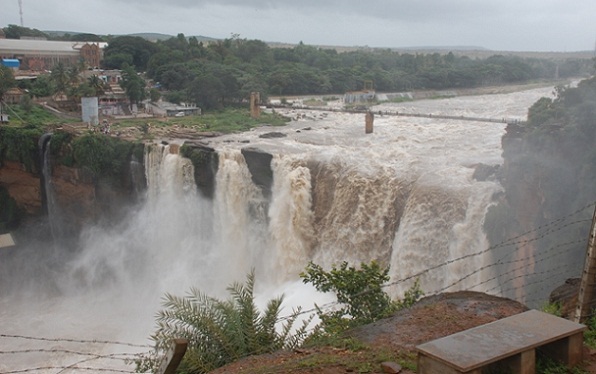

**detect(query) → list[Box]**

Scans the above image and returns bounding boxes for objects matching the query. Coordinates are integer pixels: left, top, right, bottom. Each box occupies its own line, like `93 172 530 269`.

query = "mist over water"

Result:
0 86 559 372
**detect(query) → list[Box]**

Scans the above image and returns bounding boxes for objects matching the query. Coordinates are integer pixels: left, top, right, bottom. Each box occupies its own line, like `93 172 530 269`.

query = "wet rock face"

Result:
182 144 219 199
241 147 273 199
0 161 41 215
550 278 581 319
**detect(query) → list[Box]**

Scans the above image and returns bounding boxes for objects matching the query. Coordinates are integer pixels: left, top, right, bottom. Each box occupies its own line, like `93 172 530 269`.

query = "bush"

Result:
139 271 311 373
300 261 423 336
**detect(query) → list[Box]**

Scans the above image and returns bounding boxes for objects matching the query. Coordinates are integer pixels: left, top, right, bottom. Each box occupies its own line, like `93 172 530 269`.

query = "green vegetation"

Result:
139 264 423 373
138 271 310 373
540 301 562 317
295 346 411 374
0 125 44 173
300 261 422 340
0 65 16 103
98 32 593 111
67 133 144 182
583 315 596 349
1 103 67 127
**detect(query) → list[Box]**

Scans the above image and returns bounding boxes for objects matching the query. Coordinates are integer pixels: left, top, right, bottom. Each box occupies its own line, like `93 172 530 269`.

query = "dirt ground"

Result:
209 291 596 373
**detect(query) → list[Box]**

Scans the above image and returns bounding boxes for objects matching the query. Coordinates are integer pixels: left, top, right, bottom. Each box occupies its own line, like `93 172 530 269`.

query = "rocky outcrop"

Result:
181 143 219 199
484 80 596 303
241 147 273 199
550 278 581 319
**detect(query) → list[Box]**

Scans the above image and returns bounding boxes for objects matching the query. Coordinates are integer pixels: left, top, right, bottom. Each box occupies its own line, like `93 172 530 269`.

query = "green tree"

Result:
29 74 55 98
140 271 310 373
50 62 69 98
301 261 395 328
3 24 48 39
187 74 225 110
0 65 16 103
87 75 106 97
120 65 146 107
149 88 161 103
102 36 158 71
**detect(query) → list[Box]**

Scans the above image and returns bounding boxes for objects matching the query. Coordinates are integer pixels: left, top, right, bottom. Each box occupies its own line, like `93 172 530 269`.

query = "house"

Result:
3 87 25 105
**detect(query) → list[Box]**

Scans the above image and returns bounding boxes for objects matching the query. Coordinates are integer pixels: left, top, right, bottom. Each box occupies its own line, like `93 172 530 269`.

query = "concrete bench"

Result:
416 309 586 374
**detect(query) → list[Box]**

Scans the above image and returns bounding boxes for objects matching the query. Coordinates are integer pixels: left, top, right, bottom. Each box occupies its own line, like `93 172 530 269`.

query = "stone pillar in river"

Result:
365 111 374 134
250 92 261 119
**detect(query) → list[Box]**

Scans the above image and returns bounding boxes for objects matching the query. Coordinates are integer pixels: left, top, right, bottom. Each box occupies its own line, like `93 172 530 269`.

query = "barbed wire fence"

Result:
1 200 594 373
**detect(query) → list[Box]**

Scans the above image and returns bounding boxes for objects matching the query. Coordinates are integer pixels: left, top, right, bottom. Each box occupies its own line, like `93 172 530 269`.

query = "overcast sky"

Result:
2 0 595 52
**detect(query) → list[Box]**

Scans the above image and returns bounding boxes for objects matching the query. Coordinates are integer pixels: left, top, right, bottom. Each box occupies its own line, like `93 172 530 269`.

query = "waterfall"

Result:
1 86 563 373
39 133 66 244
267 155 315 280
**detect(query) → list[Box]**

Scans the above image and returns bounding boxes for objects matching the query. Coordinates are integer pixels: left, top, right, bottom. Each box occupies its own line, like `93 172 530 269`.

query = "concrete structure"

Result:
365 111 374 134
81 96 99 125
0 39 105 71
344 89 376 104
0 233 15 248
146 101 201 117
417 310 586 374
250 92 260 119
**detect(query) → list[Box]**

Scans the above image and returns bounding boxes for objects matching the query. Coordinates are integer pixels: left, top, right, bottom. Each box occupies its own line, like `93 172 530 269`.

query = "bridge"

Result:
271 104 523 125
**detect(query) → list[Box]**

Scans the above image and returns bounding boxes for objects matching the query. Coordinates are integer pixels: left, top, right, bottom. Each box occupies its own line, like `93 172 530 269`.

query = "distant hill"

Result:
42 30 219 43
127 33 219 43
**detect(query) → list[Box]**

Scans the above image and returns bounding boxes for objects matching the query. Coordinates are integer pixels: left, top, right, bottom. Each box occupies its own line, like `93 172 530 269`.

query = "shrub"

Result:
139 271 311 373
300 261 423 336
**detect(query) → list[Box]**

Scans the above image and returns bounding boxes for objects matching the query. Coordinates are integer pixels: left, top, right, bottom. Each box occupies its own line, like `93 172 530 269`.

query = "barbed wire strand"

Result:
2 200 595 372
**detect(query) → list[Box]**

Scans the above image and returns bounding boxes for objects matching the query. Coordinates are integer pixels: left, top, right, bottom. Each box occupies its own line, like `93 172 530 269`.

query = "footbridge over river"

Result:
271 104 523 125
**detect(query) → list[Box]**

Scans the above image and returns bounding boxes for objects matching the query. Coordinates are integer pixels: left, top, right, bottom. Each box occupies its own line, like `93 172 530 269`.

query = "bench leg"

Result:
540 333 584 367
417 353 481 374
517 349 536 374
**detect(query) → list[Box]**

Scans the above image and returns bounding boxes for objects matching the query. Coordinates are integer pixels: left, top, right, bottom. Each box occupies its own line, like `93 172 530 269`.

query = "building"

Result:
0 39 106 71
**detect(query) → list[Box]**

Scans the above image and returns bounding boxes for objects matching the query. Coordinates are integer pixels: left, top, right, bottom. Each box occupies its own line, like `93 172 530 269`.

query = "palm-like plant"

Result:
144 271 311 373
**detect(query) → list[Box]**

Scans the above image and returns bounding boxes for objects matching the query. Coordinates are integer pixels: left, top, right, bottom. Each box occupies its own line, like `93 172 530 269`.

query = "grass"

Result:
109 107 290 135
293 346 413 374
1 102 69 127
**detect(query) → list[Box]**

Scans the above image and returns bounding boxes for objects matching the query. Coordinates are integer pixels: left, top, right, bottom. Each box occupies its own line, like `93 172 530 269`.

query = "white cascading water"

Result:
0 85 562 372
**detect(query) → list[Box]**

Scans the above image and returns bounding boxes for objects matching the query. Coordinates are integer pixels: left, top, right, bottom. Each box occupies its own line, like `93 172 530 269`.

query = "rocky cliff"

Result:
0 130 146 243
484 77 596 302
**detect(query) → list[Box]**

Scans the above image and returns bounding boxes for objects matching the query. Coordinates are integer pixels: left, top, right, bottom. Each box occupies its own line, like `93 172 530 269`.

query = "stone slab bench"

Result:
416 309 586 374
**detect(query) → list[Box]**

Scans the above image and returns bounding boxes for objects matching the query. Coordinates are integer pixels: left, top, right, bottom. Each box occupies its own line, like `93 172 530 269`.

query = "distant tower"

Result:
18 0 24 27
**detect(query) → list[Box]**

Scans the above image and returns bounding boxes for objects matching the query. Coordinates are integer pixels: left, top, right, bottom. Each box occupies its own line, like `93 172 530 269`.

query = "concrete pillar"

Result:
250 92 261 119
365 111 374 134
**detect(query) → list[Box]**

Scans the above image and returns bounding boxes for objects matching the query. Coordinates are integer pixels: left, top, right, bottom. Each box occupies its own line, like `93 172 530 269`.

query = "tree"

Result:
0 65 16 103
102 36 158 71
138 271 310 373
3 24 48 39
187 74 225 110
87 75 106 97
50 62 69 98
149 88 161 103
301 261 423 336
29 74 55 98
301 261 396 328
120 65 146 107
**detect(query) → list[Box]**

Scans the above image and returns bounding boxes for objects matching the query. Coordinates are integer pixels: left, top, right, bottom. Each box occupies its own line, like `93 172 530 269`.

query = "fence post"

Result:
156 339 188 374
574 205 596 323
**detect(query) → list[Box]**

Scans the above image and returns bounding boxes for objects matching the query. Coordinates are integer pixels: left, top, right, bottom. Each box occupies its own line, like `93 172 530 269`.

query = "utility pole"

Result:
574 205 596 323
18 0 24 27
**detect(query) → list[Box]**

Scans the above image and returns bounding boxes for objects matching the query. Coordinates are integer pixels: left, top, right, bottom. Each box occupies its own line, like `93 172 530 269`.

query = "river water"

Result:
0 85 560 373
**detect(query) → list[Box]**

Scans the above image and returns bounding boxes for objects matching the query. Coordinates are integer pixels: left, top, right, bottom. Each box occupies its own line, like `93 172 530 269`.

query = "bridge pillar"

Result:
250 92 260 119
365 111 374 134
